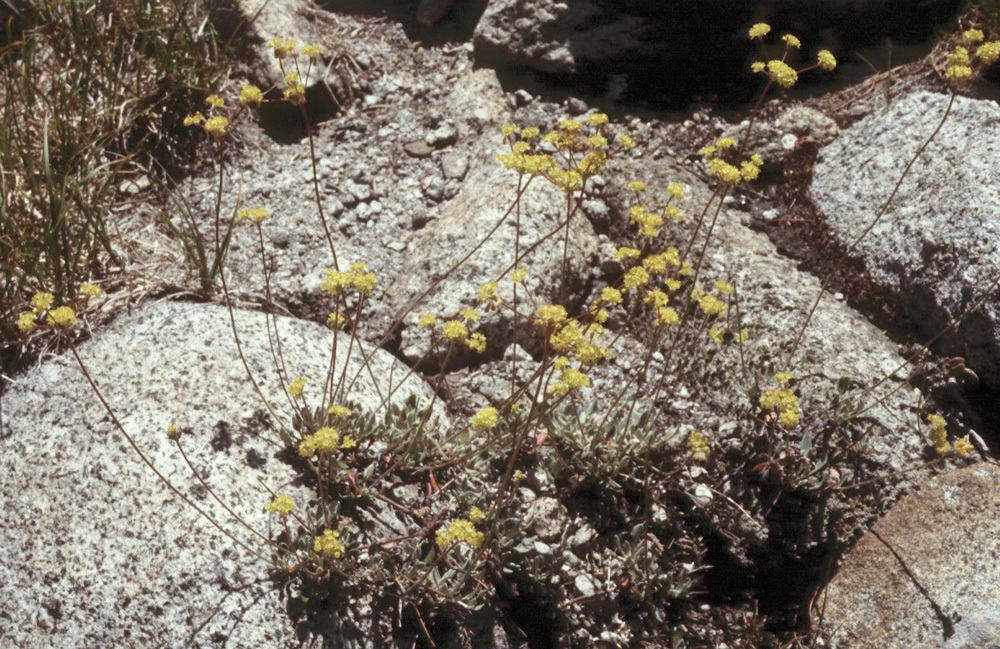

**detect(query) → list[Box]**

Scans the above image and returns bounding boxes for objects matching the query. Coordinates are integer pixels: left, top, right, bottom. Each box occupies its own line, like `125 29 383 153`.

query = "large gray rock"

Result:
819 462 1000 649
811 91 1000 388
0 299 443 648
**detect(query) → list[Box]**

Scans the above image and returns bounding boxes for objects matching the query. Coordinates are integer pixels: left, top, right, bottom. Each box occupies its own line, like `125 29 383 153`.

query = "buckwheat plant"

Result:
34 18 1000 649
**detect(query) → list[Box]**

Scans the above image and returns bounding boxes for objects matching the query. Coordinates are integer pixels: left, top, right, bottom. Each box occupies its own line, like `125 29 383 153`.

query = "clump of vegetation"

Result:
0 0 230 350
8 13 1000 649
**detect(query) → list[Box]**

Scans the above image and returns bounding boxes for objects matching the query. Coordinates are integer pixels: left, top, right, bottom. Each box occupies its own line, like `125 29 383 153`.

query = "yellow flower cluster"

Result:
478 280 499 303
328 405 352 417
643 248 681 274
688 431 710 460
204 116 229 137
657 307 680 326
927 414 951 455
471 406 499 431
702 138 764 185
267 38 299 59
692 290 727 316
760 373 801 428
629 204 663 238
601 287 623 305
497 113 631 186
946 47 973 82
288 377 307 399
321 263 378 296
614 247 641 260
418 313 437 329
436 518 484 548
236 207 271 224
549 323 608 366
166 424 182 441
283 71 306 106
298 427 355 458
441 320 468 341
266 494 296 516
46 306 77 328
468 332 487 353
954 438 974 458
623 266 649 289
943 30 1000 84
749 24 837 86
535 304 568 327
301 44 323 60
749 23 770 40
550 367 591 396
817 50 837 71
978 41 1000 65
80 284 101 297
315 529 345 558
240 84 263 106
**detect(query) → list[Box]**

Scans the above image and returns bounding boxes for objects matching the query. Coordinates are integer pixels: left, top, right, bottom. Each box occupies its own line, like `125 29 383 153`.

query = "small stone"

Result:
442 179 461 200
385 239 407 252
422 175 445 202
762 209 779 220
325 197 345 217
514 89 533 106
440 151 469 180
569 523 597 547
272 232 292 249
781 133 798 150
403 141 435 158
581 199 609 221
533 541 552 555
574 573 597 598
566 97 588 115
526 497 568 541
118 175 151 195
692 484 713 506
345 181 371 203
426 123 458 148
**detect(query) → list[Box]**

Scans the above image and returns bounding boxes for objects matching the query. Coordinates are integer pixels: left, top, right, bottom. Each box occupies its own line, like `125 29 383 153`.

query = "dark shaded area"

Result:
494 576 563 649
256 84 344 144
210 420 235 452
